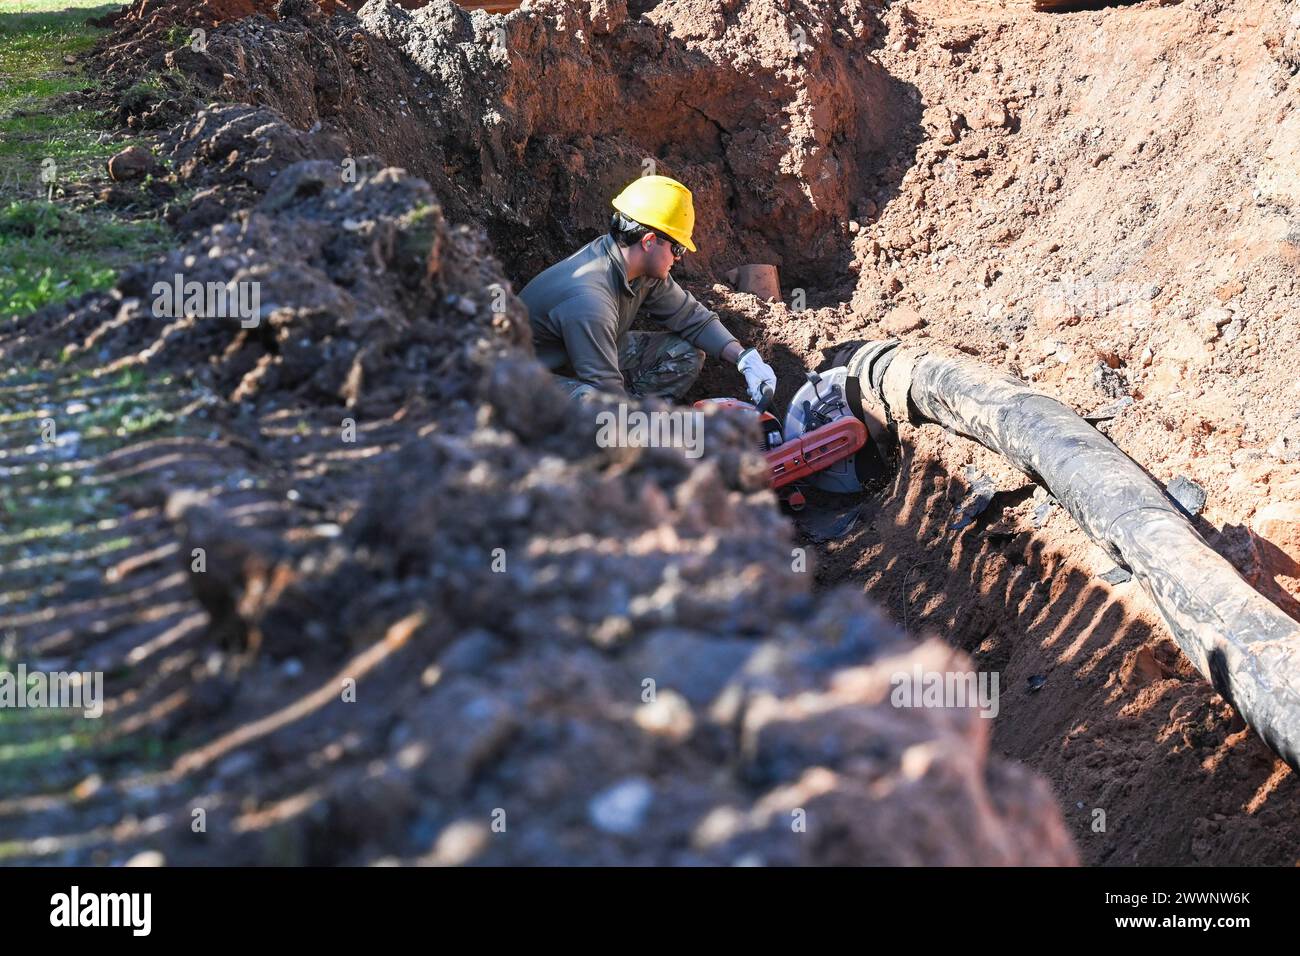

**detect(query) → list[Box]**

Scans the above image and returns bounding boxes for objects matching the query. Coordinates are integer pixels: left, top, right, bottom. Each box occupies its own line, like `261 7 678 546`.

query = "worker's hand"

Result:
737 348 777 406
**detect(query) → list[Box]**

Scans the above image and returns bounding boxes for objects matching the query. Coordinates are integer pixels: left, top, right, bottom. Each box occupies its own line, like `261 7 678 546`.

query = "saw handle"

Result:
756 384 775 415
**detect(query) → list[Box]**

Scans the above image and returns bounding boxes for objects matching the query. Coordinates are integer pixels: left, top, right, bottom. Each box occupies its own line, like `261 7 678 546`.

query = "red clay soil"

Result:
702 0 1300 864
110 0 278 26
8 0 1300 866
843 0 1300 866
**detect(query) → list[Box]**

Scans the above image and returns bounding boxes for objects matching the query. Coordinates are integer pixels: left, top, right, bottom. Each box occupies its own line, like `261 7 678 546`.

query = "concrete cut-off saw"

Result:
694 340 899 510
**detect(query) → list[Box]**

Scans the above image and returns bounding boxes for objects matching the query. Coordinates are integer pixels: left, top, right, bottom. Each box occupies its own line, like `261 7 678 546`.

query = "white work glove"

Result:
737 347 777 407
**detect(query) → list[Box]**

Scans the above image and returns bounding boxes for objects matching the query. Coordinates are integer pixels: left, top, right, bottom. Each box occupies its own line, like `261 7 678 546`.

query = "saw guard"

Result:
782 365 898 493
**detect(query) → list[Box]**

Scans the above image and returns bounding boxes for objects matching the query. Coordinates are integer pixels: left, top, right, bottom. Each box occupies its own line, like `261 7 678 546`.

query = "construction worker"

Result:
520 175 778 405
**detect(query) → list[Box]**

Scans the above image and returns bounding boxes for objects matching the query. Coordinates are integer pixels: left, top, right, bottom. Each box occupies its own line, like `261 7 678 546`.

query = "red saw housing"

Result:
693 397 869 491
766 416 867 488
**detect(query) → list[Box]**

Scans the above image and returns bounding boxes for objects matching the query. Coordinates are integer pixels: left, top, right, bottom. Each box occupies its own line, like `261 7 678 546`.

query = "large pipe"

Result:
845 340 1300 772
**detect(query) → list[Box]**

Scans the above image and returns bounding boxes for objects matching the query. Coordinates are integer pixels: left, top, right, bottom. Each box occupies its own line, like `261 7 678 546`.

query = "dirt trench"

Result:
0 0 1090 866
5 0 1300 866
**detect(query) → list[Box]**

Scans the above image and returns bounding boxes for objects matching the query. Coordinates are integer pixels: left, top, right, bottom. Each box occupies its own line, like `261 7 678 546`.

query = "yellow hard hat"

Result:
611 175 698 253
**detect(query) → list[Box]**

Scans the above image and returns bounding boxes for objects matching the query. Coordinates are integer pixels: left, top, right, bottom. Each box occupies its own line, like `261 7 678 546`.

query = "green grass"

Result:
0 0 110 171
0 200 169 320
1 75 86 109
0 1 114 77
0 1 170 322
0 108 120 170
0 3 208 823
0 650 107 793
0 376 200 810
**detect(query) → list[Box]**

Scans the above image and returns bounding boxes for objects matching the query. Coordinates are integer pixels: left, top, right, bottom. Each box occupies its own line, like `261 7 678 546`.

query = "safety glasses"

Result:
654 234 686 258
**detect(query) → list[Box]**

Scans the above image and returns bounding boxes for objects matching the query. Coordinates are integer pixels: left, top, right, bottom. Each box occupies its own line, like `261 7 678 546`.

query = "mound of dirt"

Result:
154 357 1074 864
92 0 280 72
107 0 276 27
12 110 529 417
161 103 355 227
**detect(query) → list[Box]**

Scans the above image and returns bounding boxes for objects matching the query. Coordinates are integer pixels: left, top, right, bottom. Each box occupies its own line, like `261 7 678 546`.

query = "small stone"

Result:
1197 305 1233 342
1099 566 1132 585
430 820 489 866
634 689 695 741
1214 280 1245 302
1166 475 1207 518
971 102 1009 130
588 778 654 836
1251 502 1300 582
107 145 159 182
74 774 103 800
881 305 925 334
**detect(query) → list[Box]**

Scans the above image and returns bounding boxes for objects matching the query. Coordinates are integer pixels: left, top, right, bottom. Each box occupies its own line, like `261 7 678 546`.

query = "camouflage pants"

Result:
556 331 705 402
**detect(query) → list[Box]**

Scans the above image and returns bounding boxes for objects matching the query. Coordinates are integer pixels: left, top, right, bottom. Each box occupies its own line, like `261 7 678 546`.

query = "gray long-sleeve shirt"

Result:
519 234 738 397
